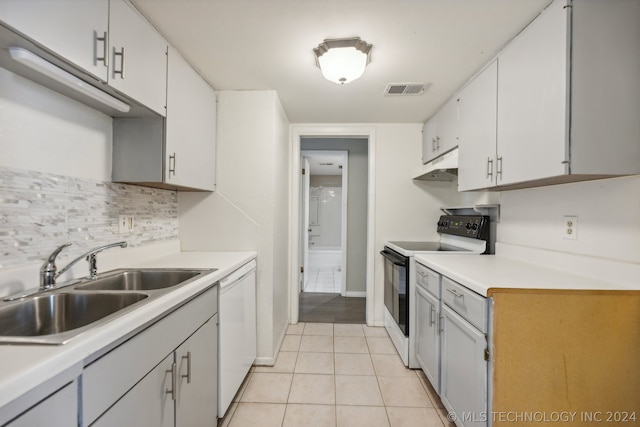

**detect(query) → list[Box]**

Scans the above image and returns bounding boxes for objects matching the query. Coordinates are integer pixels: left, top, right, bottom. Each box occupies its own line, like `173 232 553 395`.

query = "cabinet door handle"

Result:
95 31 108 67
438 315 444 333
436 136 440 150
113 47 125 79
169 153 176 176
496 156 503 180
429 305 436 326
446 288 464 299
486 158 493 179
431 138 437 152
182 351 192 384
166 362 177 401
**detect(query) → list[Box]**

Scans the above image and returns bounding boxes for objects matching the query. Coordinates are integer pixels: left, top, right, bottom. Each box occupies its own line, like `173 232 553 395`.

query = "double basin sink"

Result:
0 268 216 345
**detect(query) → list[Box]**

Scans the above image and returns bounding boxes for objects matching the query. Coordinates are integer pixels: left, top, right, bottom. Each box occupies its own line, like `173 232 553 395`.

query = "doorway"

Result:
301 150 347 295
290 127 374 323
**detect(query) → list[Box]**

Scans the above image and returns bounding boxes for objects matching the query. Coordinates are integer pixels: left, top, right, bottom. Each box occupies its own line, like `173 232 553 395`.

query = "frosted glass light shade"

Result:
314 38 372 85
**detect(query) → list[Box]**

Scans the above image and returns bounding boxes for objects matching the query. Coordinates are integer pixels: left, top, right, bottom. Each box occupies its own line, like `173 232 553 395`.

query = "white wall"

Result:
179 90 290 363
498 176 640 264
0 68 111 180
372 124 453 323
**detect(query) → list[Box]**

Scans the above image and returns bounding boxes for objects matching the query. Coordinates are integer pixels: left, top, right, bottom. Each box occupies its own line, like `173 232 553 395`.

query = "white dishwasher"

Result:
218 259 257 418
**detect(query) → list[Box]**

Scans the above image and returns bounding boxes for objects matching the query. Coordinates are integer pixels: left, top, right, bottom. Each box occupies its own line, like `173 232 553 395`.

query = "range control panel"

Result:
437 215 490 240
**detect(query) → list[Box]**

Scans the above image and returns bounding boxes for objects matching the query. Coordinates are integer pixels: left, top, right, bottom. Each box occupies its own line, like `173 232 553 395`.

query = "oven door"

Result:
380 247 409 336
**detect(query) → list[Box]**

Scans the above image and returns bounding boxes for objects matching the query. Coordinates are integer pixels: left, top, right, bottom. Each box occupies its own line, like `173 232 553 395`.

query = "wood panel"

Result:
491 289 640 426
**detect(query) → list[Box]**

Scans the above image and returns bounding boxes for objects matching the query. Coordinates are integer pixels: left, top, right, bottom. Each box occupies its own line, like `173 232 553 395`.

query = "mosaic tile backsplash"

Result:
0 166 178 268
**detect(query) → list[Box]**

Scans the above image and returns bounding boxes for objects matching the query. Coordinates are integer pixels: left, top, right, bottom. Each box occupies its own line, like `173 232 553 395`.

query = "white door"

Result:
0 0 109 81
300 157 311 292
457 60 498 191
165 47 216 190
108 0 167 116
91 352 174 427
415 285 441 393
440 305 487 427
176 315 218 427
496 0 568 186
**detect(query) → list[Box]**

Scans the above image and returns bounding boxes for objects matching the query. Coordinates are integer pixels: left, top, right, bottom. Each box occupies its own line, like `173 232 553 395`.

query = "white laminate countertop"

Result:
0 250 256 413
414 253 639 297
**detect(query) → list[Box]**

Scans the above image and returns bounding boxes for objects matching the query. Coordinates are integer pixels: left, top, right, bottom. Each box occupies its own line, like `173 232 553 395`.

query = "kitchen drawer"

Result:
415 262 440 298
441 277 487 333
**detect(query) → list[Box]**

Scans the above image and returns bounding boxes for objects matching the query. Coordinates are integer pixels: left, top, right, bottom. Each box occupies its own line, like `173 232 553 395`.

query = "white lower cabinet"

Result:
414 262 488 427
415 285 440 392
91 353 174 427
5 382 77 427
175 317 218 427
440 305 487 427
414 271 441 393
91 316 218 427
83 286 218 427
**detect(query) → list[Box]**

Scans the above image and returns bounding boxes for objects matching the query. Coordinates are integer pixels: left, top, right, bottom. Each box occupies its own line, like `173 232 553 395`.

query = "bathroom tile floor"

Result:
219 322 455 427
304 266 342 293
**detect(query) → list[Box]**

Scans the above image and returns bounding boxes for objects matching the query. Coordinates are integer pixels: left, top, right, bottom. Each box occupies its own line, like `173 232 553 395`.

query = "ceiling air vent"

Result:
384 82 429 96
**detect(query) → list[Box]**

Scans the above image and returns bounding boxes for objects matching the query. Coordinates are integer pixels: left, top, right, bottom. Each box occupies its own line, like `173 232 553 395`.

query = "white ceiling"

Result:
304 152 344 176
132 0 551 124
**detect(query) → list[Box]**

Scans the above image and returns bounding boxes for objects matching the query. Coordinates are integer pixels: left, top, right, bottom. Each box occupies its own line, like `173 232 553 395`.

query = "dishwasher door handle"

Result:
220 259 257 288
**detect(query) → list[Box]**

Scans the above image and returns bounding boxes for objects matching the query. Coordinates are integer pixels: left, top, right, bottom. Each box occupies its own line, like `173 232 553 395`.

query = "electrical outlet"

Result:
118 215 135 234
563 215 578 240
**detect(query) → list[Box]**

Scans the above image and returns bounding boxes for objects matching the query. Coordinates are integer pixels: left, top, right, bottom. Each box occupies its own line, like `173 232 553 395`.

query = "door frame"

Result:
289 125 376 325
301 150 349 296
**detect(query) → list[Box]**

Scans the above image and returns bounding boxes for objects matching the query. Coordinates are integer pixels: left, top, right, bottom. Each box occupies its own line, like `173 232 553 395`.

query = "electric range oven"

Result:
381 214 490 367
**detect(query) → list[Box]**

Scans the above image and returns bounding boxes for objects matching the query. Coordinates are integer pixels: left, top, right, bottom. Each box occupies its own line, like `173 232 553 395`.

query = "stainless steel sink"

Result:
74 269 210 291
0 268 216 345
0 292 148 342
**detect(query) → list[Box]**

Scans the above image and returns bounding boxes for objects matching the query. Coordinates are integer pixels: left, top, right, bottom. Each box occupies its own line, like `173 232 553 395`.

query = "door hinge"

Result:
301 168 306 175
484 348 490 361
300 266 304 273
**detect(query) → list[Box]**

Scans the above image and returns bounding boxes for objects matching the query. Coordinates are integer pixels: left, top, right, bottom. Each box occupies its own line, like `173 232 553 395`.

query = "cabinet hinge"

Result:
300 266 304 273
484 348 490 361
302 168 306 175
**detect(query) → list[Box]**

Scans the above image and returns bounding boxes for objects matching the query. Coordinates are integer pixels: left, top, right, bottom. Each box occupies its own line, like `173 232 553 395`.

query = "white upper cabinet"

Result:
495 0 568 186
112 49 216 191
165 48 216 191
457 60 498 191
456 0 640 191
108 0 167 116
0 0 109 81
0 0 167 116
421 96 458 164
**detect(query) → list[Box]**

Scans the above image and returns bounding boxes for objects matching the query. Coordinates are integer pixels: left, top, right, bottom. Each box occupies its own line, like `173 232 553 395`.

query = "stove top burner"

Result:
387 241 472 252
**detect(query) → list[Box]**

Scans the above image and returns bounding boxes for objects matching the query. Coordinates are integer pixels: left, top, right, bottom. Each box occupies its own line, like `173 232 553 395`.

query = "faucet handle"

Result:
45 243 72 263
40 243 71 290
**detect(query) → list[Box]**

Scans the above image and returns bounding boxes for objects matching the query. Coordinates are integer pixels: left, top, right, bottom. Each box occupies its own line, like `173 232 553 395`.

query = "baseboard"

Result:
345 291 366 298
254 356 276 366
253 320 288 367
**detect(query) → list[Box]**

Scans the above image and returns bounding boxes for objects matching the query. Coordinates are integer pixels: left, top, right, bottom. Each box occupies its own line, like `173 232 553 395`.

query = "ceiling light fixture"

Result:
9 47 131 113
313 37 372 85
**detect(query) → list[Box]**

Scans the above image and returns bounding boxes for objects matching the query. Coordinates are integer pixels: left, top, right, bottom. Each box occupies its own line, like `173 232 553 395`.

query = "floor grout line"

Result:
222 322 447 427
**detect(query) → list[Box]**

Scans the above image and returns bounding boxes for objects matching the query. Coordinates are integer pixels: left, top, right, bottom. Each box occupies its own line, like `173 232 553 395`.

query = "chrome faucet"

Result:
40 241 128 290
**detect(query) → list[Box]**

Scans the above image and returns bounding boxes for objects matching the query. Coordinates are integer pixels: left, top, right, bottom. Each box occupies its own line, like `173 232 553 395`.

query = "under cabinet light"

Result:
9 47 130 113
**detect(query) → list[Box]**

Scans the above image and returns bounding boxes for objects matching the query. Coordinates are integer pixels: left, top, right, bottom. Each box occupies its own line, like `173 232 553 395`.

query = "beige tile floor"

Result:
219 322 456 427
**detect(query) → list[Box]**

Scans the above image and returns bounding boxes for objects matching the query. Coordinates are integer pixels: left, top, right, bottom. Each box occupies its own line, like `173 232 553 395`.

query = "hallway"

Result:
298 292 365 324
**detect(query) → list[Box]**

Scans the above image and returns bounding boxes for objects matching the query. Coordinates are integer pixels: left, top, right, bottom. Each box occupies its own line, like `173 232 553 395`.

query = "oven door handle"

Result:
380 250 407 266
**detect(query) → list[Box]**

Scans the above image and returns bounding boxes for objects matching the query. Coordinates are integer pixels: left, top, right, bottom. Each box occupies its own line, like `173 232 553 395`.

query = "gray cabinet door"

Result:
91 353 174 427
415 284 440 393
440 305 487 427
176 314 218 427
